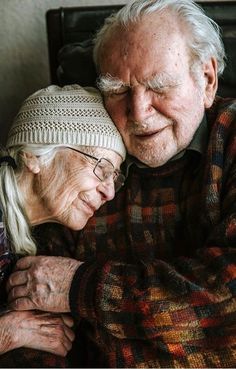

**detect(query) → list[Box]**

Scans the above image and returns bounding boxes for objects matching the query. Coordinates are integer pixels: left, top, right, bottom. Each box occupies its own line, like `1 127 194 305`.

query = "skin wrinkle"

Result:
98 12 216 167
4 9 220 364
0 310 74 355
7 256 81 313
18 147 122 230
0 324 13 354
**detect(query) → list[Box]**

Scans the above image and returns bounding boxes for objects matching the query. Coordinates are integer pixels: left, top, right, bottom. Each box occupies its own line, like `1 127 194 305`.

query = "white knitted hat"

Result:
7 84 126 160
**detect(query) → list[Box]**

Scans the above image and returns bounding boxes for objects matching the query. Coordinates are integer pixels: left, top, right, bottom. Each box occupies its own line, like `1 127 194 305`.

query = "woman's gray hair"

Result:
0 144 60 255
0 143 104 255
93 0 226 76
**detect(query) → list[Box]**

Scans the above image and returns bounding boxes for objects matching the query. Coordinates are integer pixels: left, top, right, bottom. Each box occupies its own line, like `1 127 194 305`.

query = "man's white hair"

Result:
93 0 226 76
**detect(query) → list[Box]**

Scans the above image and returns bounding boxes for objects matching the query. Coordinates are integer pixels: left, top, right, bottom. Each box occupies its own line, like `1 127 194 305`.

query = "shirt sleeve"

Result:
69 246 236 343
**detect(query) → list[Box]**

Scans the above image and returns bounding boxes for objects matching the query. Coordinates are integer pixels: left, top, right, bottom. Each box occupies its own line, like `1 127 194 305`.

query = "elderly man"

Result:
7 0 236 367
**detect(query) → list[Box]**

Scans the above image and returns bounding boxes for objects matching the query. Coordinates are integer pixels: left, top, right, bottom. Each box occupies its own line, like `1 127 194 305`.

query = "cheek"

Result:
46 172 86 205
106 100 131 148
167 85 204 119
105 98 127 128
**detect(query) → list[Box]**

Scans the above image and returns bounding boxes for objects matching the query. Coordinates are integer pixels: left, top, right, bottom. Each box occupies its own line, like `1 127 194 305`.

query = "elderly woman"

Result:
0 84 125 366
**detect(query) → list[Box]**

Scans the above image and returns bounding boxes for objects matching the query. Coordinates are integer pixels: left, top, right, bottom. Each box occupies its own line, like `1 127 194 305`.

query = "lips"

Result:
135 127 167 138
84 200 97 212
79 199 95 215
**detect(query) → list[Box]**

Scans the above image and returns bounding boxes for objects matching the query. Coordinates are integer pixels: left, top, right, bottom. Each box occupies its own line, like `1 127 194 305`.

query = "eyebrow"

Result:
97 73 181 93
145 74 181 90
97 74 128 93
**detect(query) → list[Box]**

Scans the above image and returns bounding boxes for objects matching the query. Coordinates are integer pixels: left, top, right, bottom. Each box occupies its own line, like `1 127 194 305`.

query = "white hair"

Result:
0 144 60 255
93 0 226 76
0 143 109 255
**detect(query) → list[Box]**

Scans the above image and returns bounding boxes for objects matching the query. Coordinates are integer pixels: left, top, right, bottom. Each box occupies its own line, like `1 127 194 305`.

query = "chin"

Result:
69 222 86 231
135 141 182 167
70 217 91 231
136 152 174 168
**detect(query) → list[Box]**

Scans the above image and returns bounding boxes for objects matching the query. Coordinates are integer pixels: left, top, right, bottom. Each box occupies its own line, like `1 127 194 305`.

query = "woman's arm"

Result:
0 310 74 356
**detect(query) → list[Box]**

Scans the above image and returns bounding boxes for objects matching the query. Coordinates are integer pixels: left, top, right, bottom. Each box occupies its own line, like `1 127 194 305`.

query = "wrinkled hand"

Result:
6 256 82 313
0 310 75 356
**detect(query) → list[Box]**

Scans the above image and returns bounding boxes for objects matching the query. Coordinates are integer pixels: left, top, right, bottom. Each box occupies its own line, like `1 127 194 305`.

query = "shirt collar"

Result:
124 114 208 174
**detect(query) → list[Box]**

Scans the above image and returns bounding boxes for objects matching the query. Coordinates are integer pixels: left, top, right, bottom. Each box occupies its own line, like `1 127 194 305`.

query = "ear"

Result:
203 57 218 108
22 152 41 174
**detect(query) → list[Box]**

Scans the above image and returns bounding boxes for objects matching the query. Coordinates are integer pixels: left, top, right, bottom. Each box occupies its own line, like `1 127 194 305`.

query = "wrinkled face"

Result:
99 13 216 167
35 147 123 230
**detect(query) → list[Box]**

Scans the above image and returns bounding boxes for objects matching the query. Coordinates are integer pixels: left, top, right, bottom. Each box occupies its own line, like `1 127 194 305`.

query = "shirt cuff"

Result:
69 261 98 320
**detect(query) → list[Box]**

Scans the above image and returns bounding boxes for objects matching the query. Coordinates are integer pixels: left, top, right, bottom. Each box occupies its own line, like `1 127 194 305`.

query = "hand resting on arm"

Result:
0 309 74 356
7 255 82 313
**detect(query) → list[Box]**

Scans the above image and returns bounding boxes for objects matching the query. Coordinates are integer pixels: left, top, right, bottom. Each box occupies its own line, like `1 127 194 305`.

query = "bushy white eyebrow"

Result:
97 74 127 93
145 73 181 90
97 73 181 93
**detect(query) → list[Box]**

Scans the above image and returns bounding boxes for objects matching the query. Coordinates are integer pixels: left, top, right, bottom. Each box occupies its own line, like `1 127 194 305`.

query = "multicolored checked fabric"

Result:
66 97 236 368
15 96 235 367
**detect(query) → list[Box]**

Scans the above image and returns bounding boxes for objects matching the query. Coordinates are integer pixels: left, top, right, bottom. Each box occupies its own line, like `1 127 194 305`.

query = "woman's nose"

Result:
127 88 153 122
97 178 115 201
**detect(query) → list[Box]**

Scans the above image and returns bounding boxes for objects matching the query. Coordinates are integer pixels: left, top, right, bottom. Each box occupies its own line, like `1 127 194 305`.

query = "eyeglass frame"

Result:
67 147 125 192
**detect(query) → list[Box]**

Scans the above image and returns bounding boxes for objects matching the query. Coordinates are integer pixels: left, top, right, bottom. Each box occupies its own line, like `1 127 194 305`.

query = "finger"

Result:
25 332 69 357
7 284 28 302
37 314 69 327
8 297 35 311
15 256 35 270
63 325 75 342
6 271 28 291
39 324 73 354
61 334 73 352
33 312 63 322
60 314 74 327
39 319 74 340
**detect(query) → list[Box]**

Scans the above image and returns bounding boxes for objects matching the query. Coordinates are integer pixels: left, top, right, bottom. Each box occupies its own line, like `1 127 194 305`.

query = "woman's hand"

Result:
7 256 82 313
0 310 75 356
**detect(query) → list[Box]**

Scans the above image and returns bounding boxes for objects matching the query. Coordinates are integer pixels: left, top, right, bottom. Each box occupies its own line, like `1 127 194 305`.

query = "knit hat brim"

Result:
7 85 126 161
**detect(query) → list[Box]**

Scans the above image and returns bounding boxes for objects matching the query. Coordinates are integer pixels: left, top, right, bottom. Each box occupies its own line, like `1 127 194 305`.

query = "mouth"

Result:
134 127 167 140
81 199 97 214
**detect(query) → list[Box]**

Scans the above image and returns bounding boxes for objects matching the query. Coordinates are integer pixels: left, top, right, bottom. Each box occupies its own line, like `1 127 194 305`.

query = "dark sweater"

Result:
67 97 236 368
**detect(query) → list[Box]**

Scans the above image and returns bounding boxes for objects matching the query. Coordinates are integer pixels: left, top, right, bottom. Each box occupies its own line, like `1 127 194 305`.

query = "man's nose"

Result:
97 179 115 201
127 88 154 122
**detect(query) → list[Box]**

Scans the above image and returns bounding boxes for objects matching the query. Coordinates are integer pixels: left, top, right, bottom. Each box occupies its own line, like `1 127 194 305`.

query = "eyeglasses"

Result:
67 147 125 192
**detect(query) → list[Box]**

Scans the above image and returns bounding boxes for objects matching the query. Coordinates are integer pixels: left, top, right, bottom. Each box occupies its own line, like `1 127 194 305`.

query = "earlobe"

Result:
22 152 41 174
203 57 218 108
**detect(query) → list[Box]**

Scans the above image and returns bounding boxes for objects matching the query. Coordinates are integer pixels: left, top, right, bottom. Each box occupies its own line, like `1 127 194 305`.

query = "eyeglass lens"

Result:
94 158 125 192
67 148 125 192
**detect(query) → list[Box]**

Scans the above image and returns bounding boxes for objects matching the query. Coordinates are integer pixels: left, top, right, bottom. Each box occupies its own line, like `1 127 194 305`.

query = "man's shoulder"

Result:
210 96 236 115
205 97 236 167
207 96 236 131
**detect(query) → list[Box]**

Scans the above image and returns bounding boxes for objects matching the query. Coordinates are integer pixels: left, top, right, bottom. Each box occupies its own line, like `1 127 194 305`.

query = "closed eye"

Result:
149 86 167 94
105 87 129 97
145 73 182 94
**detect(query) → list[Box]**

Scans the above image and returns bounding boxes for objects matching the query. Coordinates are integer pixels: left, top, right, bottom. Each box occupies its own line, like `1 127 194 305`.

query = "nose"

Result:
97 179 115 202
127 87 154 122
